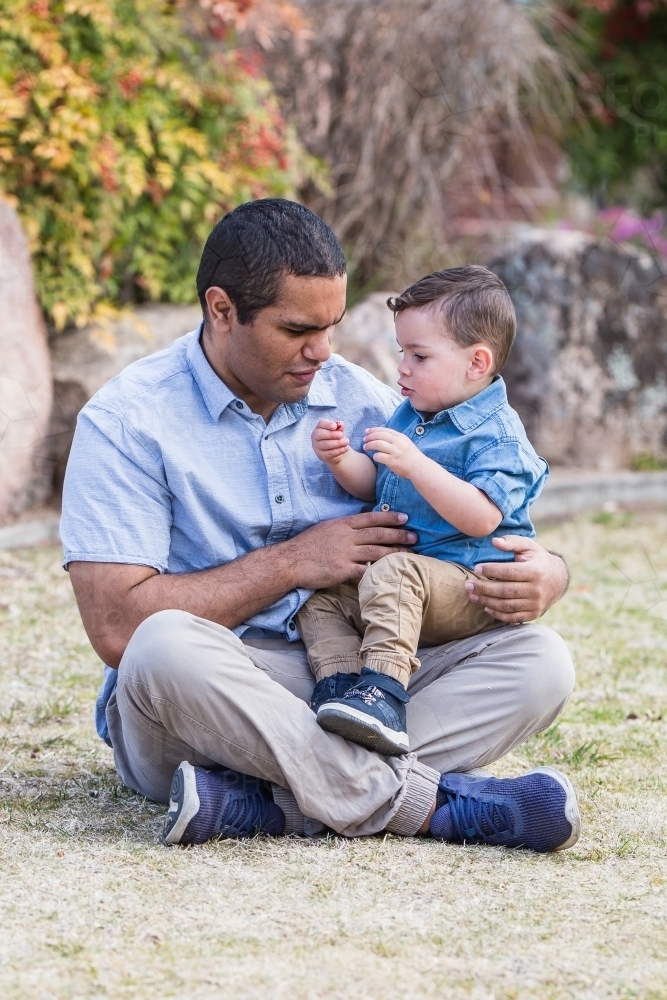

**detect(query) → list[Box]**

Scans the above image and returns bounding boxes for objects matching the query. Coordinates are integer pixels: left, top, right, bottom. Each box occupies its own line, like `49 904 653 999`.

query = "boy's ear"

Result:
468 344 494 381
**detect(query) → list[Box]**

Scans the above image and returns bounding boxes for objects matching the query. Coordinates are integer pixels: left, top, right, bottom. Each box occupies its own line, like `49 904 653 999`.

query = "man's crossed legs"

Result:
106 610 579 848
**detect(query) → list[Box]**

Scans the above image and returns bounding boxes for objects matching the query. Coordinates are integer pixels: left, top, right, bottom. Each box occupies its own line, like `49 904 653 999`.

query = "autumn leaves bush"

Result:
0 0 303 330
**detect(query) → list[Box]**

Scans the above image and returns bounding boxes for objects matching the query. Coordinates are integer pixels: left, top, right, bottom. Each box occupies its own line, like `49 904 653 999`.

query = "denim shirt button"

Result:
415 425 425 436
380 503 390 511
235 400 243 409
275 494 284 504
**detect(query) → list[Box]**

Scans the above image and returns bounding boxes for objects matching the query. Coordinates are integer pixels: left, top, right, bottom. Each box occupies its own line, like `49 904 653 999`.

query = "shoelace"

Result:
445 789 515 843
215 786 269 837
342 684 384 706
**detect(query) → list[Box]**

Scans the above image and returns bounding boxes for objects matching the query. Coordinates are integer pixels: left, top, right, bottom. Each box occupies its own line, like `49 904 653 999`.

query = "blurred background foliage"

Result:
0 0 310 330
561 0 667 214
1 0 666 329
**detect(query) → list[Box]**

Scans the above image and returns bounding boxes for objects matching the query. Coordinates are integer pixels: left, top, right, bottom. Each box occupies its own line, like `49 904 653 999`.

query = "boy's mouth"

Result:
398 381 414 396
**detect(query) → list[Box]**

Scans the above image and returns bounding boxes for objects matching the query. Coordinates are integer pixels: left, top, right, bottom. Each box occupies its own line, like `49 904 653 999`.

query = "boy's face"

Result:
395 307 494 414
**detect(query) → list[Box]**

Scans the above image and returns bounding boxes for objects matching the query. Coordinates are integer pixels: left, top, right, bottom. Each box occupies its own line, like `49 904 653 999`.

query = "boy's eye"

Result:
414 353 427 361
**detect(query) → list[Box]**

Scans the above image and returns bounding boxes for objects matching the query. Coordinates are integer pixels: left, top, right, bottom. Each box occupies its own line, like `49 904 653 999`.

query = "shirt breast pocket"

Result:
301 465 365 520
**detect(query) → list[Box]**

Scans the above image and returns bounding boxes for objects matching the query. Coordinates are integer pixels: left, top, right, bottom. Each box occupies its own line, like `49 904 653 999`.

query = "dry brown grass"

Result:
1 509 667 999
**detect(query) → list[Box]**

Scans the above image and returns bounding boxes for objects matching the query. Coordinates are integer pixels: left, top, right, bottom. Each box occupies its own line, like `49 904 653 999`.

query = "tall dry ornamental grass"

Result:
261 0 570 284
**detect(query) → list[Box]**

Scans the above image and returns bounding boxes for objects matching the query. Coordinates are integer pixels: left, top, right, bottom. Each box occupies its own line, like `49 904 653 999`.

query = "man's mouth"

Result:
289 368 319 384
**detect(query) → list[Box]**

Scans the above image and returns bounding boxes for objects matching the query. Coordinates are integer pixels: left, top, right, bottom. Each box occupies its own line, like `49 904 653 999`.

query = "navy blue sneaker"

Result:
309 671 359 714
316 667 410 756
162 761 285 846
430 767 580 852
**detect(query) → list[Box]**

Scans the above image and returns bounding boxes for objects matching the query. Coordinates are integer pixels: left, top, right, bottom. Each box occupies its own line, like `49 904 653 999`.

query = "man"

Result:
62 199 579 850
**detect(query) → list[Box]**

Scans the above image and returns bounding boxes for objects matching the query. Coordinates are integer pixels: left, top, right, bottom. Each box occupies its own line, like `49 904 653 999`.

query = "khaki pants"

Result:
297 552 499 687
107 609 574 838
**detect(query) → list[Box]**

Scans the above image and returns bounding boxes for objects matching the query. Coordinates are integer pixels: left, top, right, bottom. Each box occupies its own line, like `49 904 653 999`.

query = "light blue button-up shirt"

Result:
61 326 400 640
373 376 548 569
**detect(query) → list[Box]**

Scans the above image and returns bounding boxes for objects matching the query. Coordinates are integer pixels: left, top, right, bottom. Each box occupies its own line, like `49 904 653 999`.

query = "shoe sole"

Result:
529 766 581 850
162 761 200 846
317 704 409 756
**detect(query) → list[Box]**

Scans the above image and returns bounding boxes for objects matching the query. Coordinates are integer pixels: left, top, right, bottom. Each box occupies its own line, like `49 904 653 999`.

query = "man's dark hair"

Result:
196 199 347 325
387 265 516 373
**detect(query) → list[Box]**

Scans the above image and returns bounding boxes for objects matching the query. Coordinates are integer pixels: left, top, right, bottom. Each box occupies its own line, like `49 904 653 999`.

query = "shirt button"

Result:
289 622 296 631
415 425 425 436
380 503 390 511
235 400 243 409
275 494 284 504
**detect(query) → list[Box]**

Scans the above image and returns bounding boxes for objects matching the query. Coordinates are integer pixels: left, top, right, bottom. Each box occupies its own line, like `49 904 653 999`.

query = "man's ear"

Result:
204 286 235 332
467 343 494 381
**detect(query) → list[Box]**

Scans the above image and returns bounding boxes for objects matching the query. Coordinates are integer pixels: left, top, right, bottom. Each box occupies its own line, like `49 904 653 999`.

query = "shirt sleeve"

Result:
465 439 547 519
60 404 173 571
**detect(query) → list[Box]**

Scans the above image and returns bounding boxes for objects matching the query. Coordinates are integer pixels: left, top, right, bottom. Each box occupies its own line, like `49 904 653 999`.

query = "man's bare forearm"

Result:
69 511 418 667
70 540 301 668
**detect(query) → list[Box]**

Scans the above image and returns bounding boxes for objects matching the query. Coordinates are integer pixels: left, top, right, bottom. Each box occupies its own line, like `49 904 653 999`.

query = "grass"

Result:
1 509 666 999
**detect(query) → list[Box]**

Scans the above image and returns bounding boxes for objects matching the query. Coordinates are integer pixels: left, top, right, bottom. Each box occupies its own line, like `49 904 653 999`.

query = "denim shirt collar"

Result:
186 323 336 422
413 376 508 433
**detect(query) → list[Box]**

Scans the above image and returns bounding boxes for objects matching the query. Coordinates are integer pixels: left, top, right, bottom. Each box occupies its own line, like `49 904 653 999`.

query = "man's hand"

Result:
312 418 349 466
465 536 569 623
69 511 416 667
363 426 422 479
285 510 417 588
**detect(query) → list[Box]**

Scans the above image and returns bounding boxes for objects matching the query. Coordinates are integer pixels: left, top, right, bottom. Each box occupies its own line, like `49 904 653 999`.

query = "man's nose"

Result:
303 329 332 363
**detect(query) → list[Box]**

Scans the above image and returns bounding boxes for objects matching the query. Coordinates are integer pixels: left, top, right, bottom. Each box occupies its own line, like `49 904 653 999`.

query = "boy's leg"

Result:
296 582 364 680
358 552 498 686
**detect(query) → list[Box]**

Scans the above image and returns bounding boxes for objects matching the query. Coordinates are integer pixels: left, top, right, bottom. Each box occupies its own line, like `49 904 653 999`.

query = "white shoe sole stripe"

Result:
317 703 409 752
163 760 201 845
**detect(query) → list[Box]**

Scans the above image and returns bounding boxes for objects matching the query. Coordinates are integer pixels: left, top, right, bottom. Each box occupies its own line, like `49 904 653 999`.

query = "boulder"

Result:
333 292 401 389
49 303 202 491
0 200 53 522
491 228 667 471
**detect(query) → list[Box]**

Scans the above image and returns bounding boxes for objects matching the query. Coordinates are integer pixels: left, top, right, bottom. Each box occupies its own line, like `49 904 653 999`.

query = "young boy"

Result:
296 265 548 756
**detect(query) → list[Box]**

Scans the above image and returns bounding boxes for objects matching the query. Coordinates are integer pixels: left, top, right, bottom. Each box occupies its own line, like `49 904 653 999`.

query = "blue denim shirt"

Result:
61 325 400 743
373 377 548 569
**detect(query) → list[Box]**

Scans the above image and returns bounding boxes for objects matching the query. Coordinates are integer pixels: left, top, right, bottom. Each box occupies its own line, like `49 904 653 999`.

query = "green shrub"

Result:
560 1 667 212
0 0 304 329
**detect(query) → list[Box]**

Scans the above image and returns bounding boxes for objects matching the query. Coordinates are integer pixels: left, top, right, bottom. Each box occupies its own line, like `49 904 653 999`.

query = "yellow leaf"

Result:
52 302 69 331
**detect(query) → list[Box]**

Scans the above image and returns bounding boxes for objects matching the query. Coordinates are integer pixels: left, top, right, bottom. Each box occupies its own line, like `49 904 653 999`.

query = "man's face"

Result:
203 273 347 408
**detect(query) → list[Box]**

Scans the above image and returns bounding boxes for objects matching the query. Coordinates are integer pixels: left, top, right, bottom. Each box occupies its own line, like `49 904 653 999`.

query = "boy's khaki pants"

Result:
108 608 575 839
297 552 500 687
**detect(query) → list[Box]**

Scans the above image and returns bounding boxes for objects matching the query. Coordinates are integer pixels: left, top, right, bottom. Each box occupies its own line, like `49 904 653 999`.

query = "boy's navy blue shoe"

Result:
430 767 580 852
162 761 285 846
316 667 410 756
309 672 359 714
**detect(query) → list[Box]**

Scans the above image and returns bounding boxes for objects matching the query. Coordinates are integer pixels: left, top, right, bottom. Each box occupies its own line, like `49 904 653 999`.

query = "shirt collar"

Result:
303 368 337 408
186 324 337 422
186 324 237 422
438 376 508 433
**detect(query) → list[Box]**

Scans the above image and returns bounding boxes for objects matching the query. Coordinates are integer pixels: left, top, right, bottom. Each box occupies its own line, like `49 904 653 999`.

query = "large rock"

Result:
333 292 401 388
49 304 202 490
0 200 53 522
491 229 667 470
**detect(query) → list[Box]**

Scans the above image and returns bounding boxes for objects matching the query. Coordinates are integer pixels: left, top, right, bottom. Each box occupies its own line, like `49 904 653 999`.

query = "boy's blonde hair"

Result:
387 265 516 374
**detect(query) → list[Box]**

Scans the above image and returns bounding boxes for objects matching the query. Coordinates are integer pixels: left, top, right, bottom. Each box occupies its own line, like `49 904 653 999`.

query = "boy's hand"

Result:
312 419 349 466
364 427 423 479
